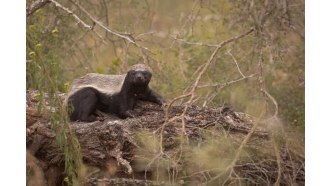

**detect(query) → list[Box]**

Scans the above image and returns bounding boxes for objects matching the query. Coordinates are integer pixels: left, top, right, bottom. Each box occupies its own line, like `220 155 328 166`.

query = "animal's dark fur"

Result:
67 64 165 122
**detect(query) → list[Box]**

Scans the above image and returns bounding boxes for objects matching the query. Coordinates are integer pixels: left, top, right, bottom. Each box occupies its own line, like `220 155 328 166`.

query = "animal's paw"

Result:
125 110 141 118
160 102 167 109
96 115 105 121
157 98 166 107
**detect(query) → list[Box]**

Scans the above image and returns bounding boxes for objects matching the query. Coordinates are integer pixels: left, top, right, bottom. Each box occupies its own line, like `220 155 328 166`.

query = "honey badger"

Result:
67 64 165 122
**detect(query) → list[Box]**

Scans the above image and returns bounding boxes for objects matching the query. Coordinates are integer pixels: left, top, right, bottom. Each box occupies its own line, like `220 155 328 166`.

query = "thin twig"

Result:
257 45 282 185
68 0 152 53
227 50 246 78
272 133 282 186
171 36 220 47
197 73 256 89
261 89 279 119
27 0 50 17
50 0 106 43
208 111 266 183
164 28 255 136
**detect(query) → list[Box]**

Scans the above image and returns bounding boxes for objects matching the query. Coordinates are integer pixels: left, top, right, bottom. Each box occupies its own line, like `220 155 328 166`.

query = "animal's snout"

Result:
135 74 145 82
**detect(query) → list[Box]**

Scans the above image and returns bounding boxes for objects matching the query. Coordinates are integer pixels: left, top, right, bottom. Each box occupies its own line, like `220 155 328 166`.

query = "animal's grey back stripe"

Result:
68 73 126 97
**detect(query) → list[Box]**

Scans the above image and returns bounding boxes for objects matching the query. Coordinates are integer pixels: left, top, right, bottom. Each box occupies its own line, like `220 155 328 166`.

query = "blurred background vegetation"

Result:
26 0 304 184
27 0 304 128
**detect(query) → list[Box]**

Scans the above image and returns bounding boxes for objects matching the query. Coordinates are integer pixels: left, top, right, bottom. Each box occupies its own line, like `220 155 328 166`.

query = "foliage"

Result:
26 0 304 184
27 4 85 185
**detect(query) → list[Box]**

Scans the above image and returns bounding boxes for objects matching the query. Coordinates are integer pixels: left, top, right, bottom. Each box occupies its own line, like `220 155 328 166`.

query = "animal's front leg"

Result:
117 109 140 119
143 88 166 105
117 97 140 118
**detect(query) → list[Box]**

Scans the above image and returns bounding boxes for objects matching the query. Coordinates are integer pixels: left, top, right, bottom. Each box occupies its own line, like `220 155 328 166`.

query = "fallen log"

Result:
26 91 304 185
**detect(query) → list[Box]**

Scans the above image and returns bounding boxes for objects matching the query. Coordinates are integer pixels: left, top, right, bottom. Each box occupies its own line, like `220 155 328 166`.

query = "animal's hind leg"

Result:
69 88 98 122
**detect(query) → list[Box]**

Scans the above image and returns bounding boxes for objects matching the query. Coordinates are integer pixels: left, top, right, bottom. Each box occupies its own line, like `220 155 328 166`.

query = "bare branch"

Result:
136 31 157 40
50 0 106 43
209 118 263 183
26 0 50 17
68 0 151 52
257 48 279 120
172 28 255 48
255 44 282 186
272 133 282 186
197 73 256 89
187 28 255 94
227 50 246 78
171 36 219 47
162 28 255 136
178 0 201 37
261 88 279 119
50 0 90 30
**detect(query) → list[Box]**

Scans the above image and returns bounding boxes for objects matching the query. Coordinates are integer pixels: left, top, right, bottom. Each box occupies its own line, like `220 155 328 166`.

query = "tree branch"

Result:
26 0 50 17
68 0 151 52
50 0 106 43
166 28 255 134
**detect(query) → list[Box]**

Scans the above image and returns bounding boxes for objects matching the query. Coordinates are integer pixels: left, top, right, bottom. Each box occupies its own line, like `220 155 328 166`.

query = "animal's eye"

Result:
129 71 136 75
143 71 151 78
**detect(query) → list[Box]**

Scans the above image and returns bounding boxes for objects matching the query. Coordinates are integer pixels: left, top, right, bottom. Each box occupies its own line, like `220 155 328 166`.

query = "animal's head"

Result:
126 64 152 85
